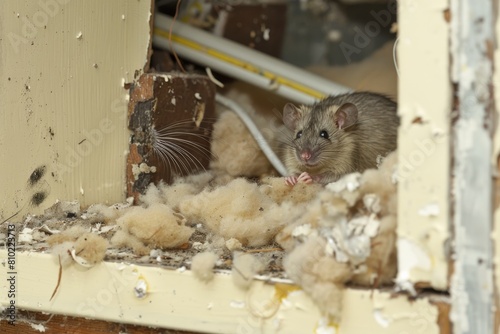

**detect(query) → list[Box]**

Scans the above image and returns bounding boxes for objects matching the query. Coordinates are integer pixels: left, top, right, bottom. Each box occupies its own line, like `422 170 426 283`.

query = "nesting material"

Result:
210 110 275 177
47 227 108 267
111 203 194 255
47 226 89 246
260 176 322 205
73 233 109 266
276 152 398 321
191 251 219 283
283 236 352 322
232 252 265 290
179 178 301 247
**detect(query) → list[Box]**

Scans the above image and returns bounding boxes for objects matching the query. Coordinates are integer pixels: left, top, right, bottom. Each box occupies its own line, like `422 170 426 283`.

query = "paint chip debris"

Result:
418 203 440 217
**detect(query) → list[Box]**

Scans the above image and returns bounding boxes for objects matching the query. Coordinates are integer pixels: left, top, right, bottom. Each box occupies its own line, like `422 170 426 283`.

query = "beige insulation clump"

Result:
73 232 109 265
232 252 265 290
260 176 322 204
46 225 88 246
276 152 398 321
210 110 275 177
140 172 233 210
191 251 219 283
47 227 109 266
283 236 352 320
111 203 194 255
179 178 302 247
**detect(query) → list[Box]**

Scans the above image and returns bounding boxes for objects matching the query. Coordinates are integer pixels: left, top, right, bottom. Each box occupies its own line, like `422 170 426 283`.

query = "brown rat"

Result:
281 92 398 185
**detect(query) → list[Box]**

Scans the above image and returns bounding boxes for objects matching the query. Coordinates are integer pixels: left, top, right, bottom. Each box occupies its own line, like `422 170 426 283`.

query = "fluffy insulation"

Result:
178 178 303 247
276 152 398 321
191 251 219 283
47 227 108 266
111 203 194 255
210 110 276 177
232 252 265 290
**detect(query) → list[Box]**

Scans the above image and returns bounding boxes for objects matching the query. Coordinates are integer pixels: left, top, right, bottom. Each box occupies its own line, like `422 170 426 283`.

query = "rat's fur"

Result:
281 92 398 184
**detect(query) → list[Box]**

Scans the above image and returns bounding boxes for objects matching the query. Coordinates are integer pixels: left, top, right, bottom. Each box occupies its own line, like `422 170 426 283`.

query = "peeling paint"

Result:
449 0 495 333
395 237 431 295
398 0 451 292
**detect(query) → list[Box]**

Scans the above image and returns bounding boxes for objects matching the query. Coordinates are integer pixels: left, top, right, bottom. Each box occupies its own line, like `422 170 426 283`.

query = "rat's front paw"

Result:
297 172 313 184
285 175 298 186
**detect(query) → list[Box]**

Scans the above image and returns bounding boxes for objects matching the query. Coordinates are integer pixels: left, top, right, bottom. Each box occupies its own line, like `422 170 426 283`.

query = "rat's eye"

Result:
320 130 329 139
296 131 303 139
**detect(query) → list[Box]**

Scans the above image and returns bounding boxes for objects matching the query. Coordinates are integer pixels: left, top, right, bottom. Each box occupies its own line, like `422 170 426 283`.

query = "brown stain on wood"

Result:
0 310 201 334
431 300 452 334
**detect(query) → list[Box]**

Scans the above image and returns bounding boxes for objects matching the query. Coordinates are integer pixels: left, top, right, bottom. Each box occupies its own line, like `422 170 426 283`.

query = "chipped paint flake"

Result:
395 238 431 295
418 203 440 217
373 309 390 328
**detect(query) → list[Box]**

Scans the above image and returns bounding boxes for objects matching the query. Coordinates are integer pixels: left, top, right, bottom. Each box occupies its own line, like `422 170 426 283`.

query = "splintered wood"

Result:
126 73 216 202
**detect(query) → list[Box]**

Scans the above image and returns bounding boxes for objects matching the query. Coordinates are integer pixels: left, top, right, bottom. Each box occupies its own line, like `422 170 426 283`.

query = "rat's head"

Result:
282 101 358 173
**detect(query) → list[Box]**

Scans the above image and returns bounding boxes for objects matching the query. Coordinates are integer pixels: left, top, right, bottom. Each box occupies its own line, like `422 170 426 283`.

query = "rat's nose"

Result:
300 151 312 162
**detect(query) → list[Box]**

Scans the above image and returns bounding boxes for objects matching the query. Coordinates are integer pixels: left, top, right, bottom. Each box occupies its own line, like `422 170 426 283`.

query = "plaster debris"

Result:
192 251 219 282
134 276 148 298
76 31 83 39
18 227 33 244
276 152 398 320
29 323 46 332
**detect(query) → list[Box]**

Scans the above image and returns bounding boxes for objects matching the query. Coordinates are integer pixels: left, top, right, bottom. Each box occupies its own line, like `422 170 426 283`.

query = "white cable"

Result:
215 94 289 177
392 37 400 78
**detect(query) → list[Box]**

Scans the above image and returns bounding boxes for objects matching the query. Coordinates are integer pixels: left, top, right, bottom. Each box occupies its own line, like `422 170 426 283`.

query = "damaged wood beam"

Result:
127 73 215 202
450 0 495 333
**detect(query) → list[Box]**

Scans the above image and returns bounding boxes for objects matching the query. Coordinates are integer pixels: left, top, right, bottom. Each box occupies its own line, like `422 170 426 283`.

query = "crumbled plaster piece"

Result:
76 31 83 39
225 238 243 251
134 276 148 298
322 215 380 265
326 173 361 193
29 323 46 332
19 228 33 243
291 224 313 238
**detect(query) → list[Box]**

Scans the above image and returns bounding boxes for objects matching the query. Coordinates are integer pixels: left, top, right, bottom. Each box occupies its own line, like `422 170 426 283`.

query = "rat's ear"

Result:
283 103 302 130
334 103 358 130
